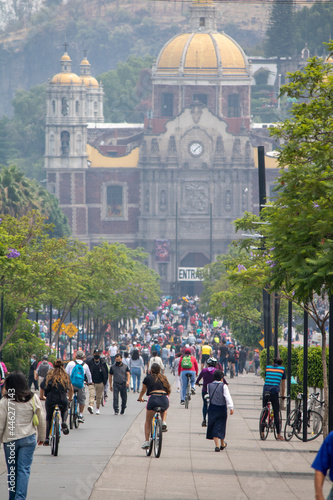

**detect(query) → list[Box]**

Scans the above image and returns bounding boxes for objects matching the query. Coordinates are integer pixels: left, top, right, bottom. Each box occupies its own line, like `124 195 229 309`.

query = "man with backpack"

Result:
178 348 198 405
66 350 92 423
36 355 53 400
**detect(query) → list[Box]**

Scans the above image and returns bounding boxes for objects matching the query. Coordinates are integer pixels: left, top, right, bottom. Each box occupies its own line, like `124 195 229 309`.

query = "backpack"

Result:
181 355 193 369
70 361 85 389
37 360 51 379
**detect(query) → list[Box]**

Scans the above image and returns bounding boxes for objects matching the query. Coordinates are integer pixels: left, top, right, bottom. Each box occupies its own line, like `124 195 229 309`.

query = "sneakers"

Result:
87 406 93 414
62 422 69 435
96 409 100 415
120 409 125 415
180 400 185 405
78 415 85 423
43 438 50 446
201 420 207 427
114 411 119 415
191 388 196 395
162 422 168 432
141 441 150 449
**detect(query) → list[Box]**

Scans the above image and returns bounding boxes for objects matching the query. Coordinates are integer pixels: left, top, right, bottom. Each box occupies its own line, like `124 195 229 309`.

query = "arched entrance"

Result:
179 252 210 297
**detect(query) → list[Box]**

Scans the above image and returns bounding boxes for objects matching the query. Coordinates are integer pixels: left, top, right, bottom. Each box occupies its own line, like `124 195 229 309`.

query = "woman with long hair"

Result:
129 349 144 393
0 371 46 499
138 362 171 449
41 358 71 445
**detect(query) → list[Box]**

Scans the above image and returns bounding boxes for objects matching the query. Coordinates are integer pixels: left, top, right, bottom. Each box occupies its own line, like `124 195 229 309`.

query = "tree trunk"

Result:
0 308 26 351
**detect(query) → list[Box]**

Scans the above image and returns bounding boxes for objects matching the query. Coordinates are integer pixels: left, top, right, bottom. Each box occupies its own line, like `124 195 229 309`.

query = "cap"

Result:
76 350 85 359
94 349 101 354
184 348 191 355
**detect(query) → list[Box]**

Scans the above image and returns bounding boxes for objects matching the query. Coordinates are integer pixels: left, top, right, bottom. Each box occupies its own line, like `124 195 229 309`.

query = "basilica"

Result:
45 0 278 295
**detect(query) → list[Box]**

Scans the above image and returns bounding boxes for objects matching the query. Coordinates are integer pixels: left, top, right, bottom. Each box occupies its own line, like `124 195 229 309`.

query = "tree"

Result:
0 165 71 237
294 2 333 56
231 43 333 437
265 0 296 58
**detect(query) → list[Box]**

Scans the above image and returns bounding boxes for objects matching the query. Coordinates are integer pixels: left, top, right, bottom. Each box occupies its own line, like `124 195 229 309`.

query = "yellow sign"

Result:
259 337 265 348
52 319 65 332
65 323 78 338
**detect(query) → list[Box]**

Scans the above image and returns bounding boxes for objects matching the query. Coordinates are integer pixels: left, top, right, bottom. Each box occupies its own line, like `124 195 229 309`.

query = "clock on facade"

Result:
189 141 204 157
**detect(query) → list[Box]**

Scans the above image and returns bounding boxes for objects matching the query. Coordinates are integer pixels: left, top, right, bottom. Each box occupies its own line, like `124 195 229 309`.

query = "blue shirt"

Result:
312 431 333 482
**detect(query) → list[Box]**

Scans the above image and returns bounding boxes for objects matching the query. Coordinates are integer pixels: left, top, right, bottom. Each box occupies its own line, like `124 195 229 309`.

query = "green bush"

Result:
297 346 328 390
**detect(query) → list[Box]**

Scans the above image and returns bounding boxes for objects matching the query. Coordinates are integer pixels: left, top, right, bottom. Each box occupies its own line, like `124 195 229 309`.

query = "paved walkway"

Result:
0 372 330 500
91 372 330 500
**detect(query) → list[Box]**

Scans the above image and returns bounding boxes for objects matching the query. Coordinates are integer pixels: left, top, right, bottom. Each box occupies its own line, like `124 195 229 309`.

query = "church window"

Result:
61 131 70 156
200 17 206 27
52 100 56 114
49 134 55 155
162 93 173 117
75 101 79 114
228 94 240 117
193 93 208 105
62 97 69 116
107 185 123 218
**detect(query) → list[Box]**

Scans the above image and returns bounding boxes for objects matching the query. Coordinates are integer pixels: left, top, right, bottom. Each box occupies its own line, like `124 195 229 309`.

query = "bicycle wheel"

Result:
273 410 283 439
284 409 298 441
294 410 323 441
52 414 60 457
74 399 79 429
146 420 154 457
154 418 163 458
259 408 269 440
69 399 74 430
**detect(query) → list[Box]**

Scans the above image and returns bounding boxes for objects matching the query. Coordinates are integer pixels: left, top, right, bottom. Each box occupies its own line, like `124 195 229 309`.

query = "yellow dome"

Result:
51 73 82 85
61 53 71 62
156 32 248 77
80 59 90 66
81 76 99 88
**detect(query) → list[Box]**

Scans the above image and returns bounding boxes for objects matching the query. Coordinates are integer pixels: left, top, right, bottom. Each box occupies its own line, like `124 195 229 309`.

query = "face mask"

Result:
94 355 100 361
31 359 35 363
116 360 121 365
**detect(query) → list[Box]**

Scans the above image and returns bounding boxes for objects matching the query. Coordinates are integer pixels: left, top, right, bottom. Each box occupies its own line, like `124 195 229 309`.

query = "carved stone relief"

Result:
168 136 177 155
225 189 232 211
159 189 167 211
181 181 209 214
151 138 159 155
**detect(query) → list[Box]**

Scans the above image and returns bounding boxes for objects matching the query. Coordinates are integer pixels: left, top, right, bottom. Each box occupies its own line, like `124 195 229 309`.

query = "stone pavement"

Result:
90 372 330 500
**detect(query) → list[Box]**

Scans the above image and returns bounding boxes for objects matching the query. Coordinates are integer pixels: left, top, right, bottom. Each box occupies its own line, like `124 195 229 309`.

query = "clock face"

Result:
189 141 203 157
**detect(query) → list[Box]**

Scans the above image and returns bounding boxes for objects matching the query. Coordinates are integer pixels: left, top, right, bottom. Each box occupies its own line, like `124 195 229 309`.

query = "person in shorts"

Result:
138 363 171 449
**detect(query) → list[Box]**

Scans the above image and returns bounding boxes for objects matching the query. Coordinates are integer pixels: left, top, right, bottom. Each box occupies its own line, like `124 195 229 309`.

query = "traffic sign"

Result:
259 337 265 348
65 323 78 338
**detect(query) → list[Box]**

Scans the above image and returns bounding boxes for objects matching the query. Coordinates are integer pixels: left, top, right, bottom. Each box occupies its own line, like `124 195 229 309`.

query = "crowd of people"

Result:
1 295 306 499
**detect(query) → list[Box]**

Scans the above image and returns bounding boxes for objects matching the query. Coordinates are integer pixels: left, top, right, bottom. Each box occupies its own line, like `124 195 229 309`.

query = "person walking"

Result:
28 354 38 391
0 371 46 499
109 353 130 415
42 359 70 445
87 349 109 415
128 349 144 393
206 370 234 452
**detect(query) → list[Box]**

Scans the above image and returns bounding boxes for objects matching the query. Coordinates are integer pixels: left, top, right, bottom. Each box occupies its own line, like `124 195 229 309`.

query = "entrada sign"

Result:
178 267 204 282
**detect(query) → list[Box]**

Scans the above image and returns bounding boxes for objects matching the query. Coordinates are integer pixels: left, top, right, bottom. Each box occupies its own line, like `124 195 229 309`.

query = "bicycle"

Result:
146 406 163 458
69 389 79 429
50 405 62 456
259 391 282 440
185 373 192 409
284 393 323 441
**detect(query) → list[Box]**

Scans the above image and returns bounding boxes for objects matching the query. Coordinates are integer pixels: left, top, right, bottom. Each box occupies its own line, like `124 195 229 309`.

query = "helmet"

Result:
207 357 217 367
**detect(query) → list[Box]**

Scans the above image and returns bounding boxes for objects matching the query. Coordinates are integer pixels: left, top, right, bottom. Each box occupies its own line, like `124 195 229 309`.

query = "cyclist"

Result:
178 348 198 405
196 357 228 427
42 359 70 445
138 363 171 449
66 350 92 423
261 358 286 441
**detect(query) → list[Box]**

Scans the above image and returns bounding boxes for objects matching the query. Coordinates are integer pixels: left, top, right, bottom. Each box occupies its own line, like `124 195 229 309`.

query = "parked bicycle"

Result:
50 405 62 456
146 406 163 458
284 393 323 441
259 391 282 440
69 389 79 429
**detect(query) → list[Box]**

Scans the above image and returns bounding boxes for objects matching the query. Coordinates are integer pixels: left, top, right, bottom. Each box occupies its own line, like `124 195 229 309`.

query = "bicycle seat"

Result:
263 391 271 399
152 407 164 413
